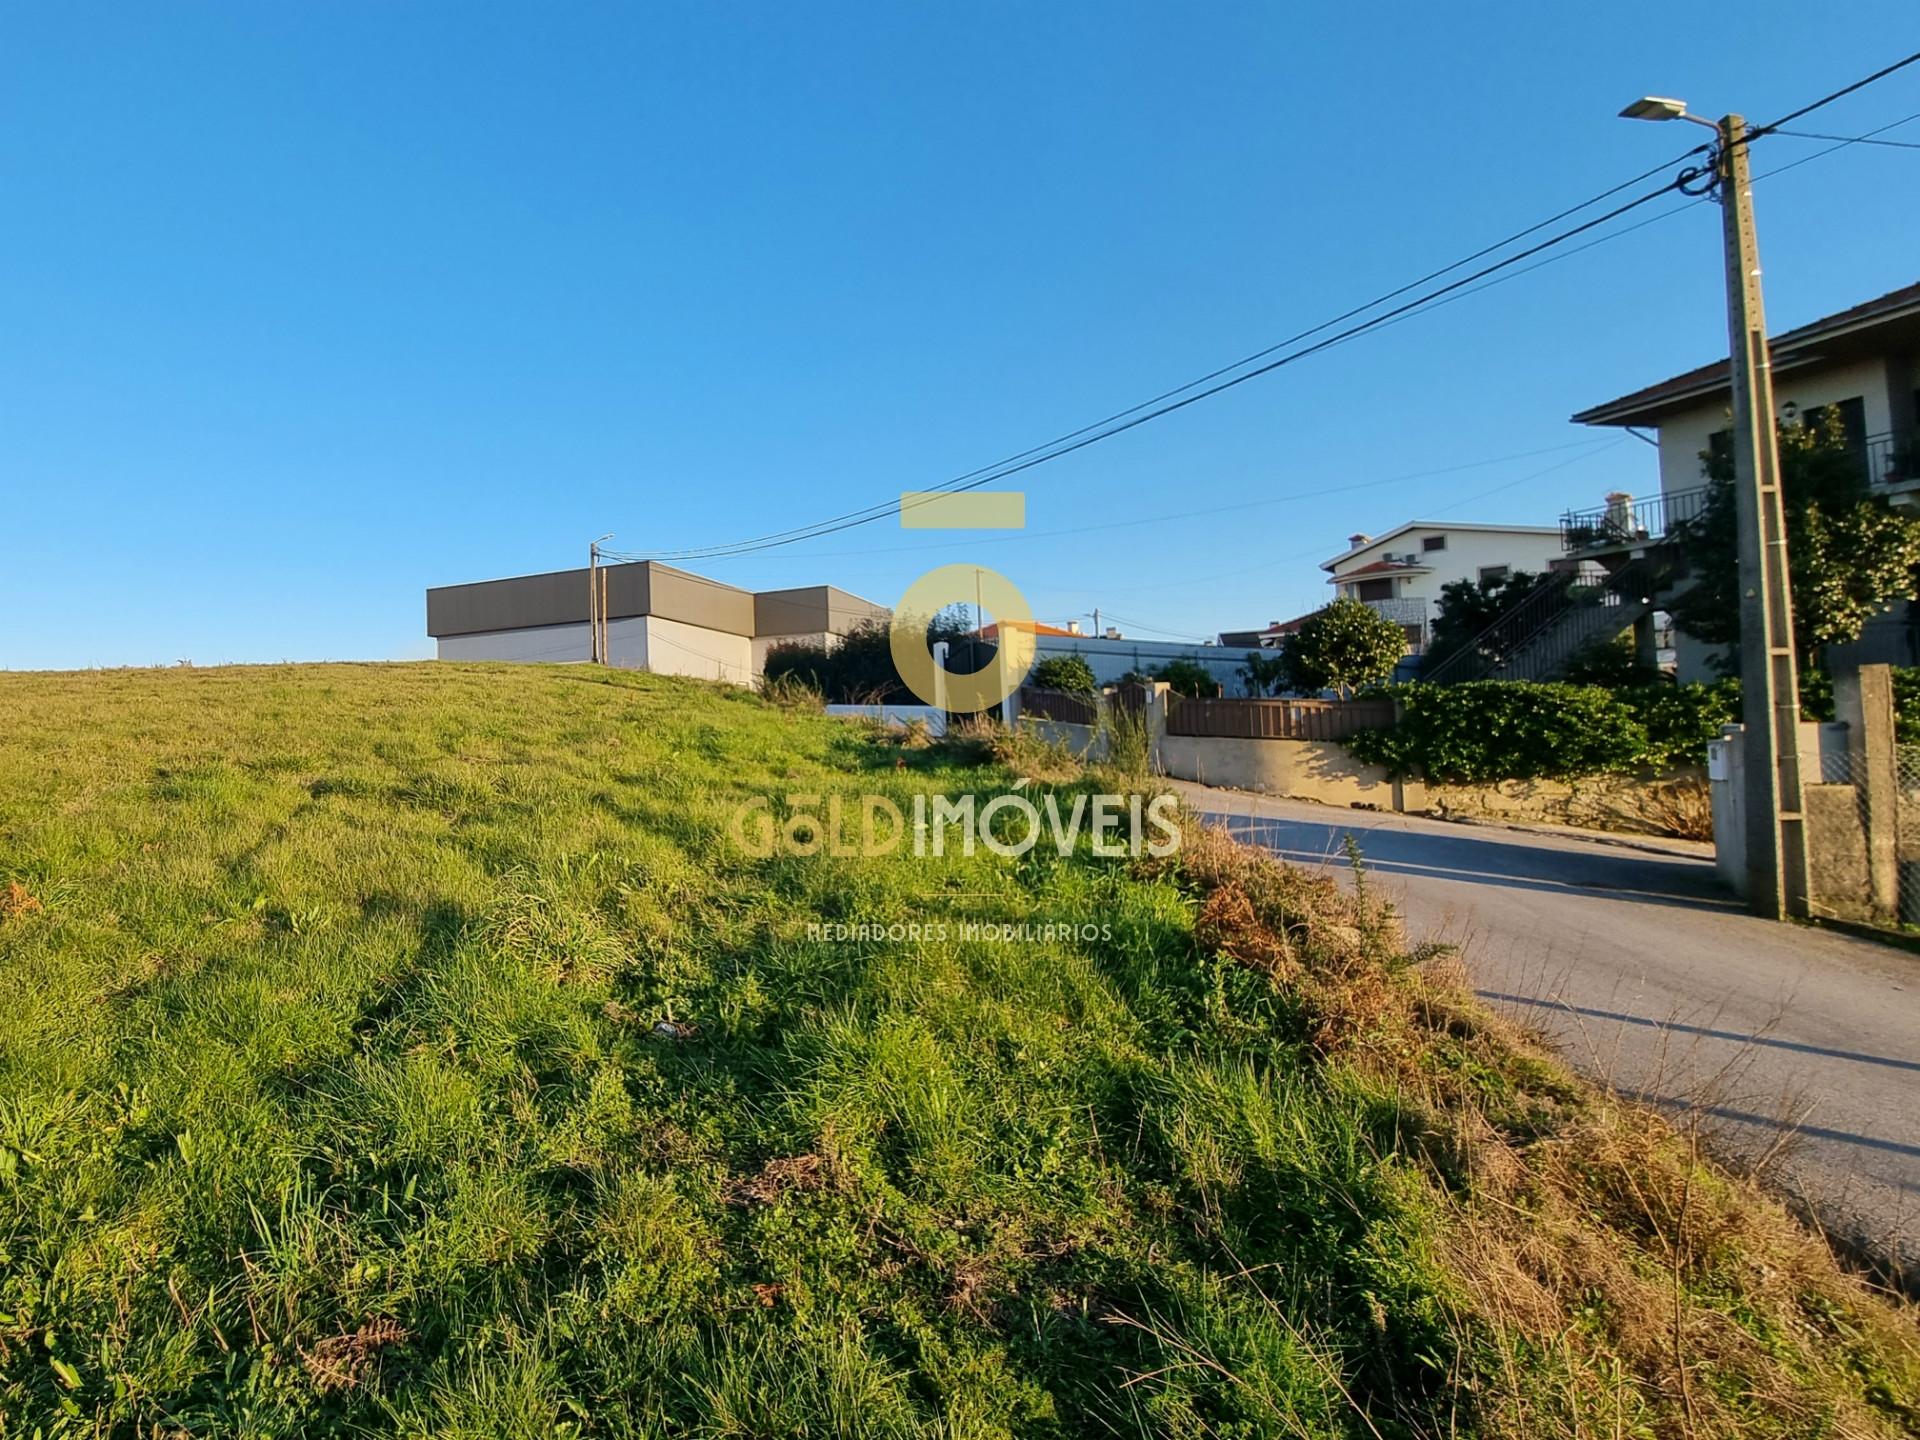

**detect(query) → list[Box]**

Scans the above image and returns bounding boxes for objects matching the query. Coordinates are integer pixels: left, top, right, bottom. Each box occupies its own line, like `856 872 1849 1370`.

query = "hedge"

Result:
1349 670 1920 786
1348 680 1737 783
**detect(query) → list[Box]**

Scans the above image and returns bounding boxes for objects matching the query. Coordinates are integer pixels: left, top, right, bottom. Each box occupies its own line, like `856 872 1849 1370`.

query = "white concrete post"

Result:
931 641 950 722
1145 681 1172 774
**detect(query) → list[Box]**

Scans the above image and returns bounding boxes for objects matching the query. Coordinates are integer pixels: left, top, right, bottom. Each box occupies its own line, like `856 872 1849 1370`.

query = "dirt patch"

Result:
726 1153 826 1206
0 881 41 921
298 1318 409 1394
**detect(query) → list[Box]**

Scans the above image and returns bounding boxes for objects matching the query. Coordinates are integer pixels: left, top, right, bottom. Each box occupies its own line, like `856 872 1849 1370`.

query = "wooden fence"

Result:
1166 695 1393 741
1018 686 1099 727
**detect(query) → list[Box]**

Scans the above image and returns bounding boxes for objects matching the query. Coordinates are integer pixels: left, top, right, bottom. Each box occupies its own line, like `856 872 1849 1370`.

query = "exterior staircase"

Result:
1420 558 1665 685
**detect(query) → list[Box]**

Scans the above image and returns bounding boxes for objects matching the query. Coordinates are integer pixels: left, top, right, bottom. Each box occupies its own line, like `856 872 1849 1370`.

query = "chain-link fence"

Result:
1790 740 1920 926
1895 744 1920 925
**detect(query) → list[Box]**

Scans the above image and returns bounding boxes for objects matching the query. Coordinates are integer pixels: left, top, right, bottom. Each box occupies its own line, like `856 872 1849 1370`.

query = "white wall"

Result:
435 615 752 685
1655 356 1898 499
639 616 754 685
1330 527 1564 619
752 630 835 672
1647 357 1904 682
1030 634 1248 692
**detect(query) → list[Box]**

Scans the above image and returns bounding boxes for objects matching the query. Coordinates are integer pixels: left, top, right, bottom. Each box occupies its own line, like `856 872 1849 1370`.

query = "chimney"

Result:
1348 532 1371 548
1066 619 1082 635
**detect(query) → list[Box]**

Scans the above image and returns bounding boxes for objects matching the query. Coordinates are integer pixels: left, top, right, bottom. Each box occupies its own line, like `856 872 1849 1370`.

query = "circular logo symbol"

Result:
889 564 1036 713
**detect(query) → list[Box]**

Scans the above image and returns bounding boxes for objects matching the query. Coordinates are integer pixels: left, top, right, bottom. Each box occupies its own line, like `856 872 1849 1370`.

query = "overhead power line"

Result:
618 177 1688 563
1333 108 1920 331
672 436 1620 565
1747 47 1920 139
604 148 1709 567
613 48 1920 565
1770 126 1920 149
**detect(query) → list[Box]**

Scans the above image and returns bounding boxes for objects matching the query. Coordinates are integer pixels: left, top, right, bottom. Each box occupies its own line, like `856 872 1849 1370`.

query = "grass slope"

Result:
0 662 1915 1438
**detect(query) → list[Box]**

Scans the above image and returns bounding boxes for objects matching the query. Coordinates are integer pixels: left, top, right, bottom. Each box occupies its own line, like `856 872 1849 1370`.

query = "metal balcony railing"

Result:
1560 486 1710 552
1867 428 1920 488
1563 427 1920 554
1358 597 1429 654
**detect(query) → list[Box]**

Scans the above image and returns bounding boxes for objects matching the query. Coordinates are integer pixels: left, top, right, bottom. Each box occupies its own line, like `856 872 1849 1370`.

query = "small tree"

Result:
1561 631 1665 689
1280 597 1406 698
1239 648 1289 697
1152 658 1219 698
1671 411 1920 671
1422 570 1541 676
1030 654 1097 695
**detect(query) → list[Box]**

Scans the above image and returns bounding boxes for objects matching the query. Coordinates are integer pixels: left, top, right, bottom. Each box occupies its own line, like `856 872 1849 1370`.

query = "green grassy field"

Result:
1 662 1915 1438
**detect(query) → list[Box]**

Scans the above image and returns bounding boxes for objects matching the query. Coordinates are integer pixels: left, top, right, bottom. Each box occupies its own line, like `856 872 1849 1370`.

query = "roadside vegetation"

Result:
1348 679 1738 781
1 663 1916 1437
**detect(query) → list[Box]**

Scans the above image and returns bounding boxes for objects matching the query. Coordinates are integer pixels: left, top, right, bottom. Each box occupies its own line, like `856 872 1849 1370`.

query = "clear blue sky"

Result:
5 4 1917 667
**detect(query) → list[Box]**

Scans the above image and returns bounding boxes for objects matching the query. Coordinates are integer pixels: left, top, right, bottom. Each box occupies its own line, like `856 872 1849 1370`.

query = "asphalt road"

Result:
1174 782 1920 1281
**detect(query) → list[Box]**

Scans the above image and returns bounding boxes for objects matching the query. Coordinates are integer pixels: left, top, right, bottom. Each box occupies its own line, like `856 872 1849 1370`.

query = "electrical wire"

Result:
605 148 1711 564
1089 611 1215 643
1278 108 1920 343
656 436 1622 565
624 179 1689 563
1016 438 1631 609
1747 48 1920 139
1769 126 1920 150
609 48 1920 567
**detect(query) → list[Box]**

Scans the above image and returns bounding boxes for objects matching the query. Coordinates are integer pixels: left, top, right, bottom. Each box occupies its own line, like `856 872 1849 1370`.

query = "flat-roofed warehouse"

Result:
426 561 889 685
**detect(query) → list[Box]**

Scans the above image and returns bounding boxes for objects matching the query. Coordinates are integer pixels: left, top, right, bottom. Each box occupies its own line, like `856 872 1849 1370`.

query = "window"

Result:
1799 396 1867 453
1355 577 1394 602
1478 564 1510 585
1707 428 1732 477
1422 534 1447 552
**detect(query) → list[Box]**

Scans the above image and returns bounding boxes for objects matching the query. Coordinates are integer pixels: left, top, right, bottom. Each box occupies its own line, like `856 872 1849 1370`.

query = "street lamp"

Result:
1619 95 1716 128
1620 95 1808 920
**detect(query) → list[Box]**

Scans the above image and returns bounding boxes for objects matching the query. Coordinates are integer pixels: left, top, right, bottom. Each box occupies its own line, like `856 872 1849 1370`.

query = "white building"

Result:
1315 521 1563 652
1571 279 1920 677
426 561 889 685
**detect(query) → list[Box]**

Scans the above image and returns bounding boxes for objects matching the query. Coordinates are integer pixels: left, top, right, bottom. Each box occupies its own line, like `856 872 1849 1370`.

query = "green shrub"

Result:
1616 680 1739 768
1029 654 1097 695
762 613 977 705
1351 679 1749 781
1349 682 1650 782
1280 597 1406 697
1150 658 1219 698
1561 632 1665 688
1896 670 1920 744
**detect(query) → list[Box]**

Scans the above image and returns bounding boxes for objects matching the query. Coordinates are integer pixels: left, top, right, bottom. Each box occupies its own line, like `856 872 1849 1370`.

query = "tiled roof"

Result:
1572 279 1920 426
1329 559 1427 581
976 620 1081 640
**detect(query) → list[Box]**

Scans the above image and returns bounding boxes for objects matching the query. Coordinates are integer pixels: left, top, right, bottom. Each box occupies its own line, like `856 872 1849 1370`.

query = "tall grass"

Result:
0 663 1912 1437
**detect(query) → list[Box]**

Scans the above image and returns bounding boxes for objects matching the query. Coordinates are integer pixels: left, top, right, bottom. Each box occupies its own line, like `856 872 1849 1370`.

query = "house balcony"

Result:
1562 426 1920 553
1867 426 1920 498
1560 487 1710 554
1358 596 1430 653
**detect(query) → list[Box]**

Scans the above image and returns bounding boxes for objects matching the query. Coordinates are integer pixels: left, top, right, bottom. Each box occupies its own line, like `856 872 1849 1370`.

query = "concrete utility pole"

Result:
589 534 614 666
1716 115 1807 919
1622 98 1807 919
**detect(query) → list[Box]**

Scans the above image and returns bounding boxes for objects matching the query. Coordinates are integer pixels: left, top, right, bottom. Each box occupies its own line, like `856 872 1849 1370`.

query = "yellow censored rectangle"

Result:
898 491 1027 529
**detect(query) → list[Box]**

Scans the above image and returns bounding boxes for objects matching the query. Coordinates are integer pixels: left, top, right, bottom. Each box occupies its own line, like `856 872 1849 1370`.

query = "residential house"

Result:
1569 279 1920 678
1319 522 1563 654
426 561 889 685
